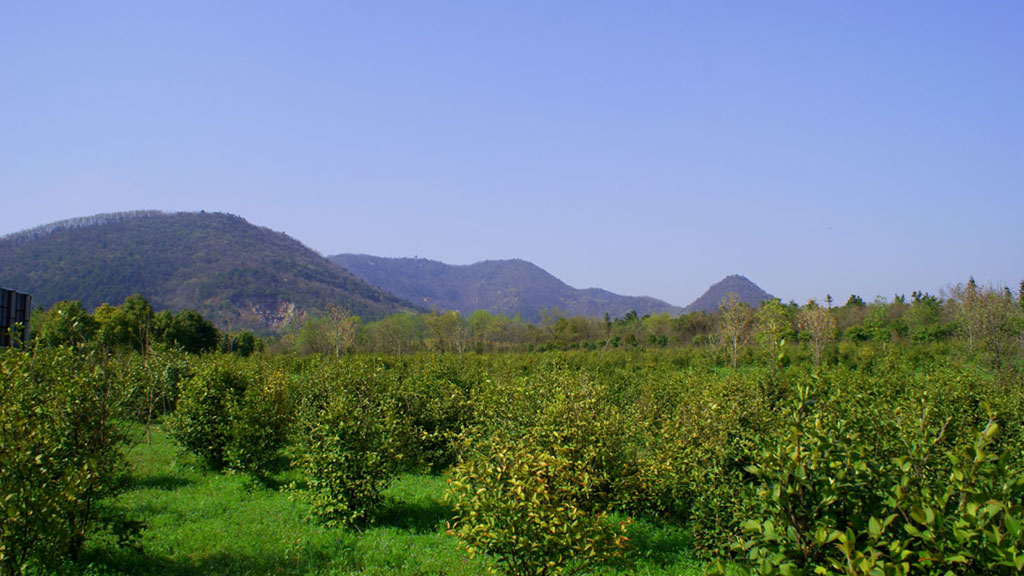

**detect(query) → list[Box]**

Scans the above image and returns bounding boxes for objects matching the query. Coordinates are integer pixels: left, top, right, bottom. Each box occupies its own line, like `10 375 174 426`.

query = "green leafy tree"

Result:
167 359 248 470
291 307 359 356
96 294 154 353
468 309 498 352
754 298 792 366
718 293 754 369
154 309 219 354
34 300 98 348
425 310 469 353
798 300 836 368
224 330 261 357
865 297 894 350
905 291 948 343
950 278 1023 372
291 375 409 526
364 312 422 354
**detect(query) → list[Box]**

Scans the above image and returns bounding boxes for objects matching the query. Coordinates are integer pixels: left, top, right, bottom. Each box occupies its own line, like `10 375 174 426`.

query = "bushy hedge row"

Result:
6 342 1020 575
158 348 1024 573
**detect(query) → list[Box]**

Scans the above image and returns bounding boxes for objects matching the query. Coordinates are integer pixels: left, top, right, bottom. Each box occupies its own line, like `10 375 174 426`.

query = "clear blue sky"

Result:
2 2 1021 307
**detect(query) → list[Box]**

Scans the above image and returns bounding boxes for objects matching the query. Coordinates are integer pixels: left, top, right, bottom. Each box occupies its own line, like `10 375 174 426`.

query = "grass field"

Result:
71 423 704 576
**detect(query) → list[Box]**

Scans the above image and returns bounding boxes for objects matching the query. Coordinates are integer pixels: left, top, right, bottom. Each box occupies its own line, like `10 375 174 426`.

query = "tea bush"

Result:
446 431 632 576
0 347 131 575
724 379 1024 575
226 363 295 477
391 355 480 471
166 356 250 470
290 359 412 526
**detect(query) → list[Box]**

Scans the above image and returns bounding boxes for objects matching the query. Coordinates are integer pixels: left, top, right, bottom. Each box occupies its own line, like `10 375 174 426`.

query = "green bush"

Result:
167 356 292 476
665 369 781 556
226 364 294 477
723 380 1024 576
446 432 632 576
728 383 883 574
166 356 249 470
0 347 131 575
290 363 411 527
391 355 479 472
110 346 192 444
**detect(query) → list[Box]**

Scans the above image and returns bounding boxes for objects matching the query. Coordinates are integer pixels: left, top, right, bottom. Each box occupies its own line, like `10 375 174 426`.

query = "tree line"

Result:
24 277 1024 378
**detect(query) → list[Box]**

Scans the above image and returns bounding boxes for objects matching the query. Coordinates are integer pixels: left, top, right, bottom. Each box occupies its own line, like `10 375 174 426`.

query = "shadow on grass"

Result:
375 496 453 533
625 517 693 567
80 537 361 576
130 474 194 491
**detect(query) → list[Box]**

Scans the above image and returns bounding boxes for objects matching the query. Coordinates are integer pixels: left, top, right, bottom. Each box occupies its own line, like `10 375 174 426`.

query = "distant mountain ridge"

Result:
684 274 774 313
0 211 418 330
330 254 682 323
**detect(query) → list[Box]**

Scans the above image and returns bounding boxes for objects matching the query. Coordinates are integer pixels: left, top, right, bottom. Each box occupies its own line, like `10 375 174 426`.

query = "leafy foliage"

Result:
720 378 1024 576
289 361 412 527
0 347 131 575
446 432 632 576
167 357 242 470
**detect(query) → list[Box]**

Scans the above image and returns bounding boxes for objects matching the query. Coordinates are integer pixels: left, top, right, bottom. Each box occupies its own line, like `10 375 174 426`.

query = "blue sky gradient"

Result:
2 2 1021 306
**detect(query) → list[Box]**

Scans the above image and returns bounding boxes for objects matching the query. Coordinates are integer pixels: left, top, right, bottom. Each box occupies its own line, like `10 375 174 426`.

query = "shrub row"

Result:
13 344 1017 575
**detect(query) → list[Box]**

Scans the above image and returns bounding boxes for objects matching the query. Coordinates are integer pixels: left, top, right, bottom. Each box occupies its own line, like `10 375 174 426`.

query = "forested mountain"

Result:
0 211 417 330
684 274 774 313
329 254 682 323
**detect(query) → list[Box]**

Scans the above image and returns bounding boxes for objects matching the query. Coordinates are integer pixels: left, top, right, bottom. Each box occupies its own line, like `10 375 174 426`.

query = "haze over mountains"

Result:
1 211 776 330
683 274 775 314
330 254 683 323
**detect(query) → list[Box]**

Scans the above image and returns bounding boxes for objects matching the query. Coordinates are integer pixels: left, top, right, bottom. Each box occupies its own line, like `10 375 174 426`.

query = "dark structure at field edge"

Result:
0 286 31 347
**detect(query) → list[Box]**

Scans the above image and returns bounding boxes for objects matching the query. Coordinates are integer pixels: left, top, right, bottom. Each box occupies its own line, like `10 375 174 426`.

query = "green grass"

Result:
68 424 707 575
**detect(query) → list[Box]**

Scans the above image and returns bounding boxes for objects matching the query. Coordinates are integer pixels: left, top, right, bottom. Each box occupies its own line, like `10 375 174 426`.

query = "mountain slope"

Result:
0 211 417 330
684 274 774 313
329 254 682 322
